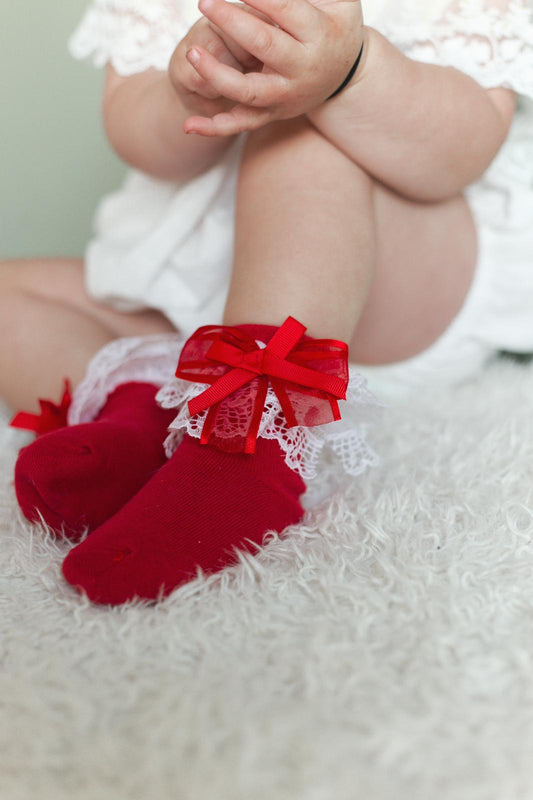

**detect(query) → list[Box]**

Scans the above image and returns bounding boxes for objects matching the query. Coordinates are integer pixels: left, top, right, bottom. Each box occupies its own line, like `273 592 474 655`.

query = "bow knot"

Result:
176 317 348 454
240 348 266 373
206 340 266 375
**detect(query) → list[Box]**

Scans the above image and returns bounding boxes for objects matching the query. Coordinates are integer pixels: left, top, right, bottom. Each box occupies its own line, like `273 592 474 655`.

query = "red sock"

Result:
15 382 176 538
61 434 305 604
61 318 347 605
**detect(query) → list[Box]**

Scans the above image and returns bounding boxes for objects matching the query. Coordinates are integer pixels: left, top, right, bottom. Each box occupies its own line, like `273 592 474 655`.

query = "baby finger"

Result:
187 46 285 106
198 0 299 74
207 20 263 71
186 67 224 100
185 105 273 136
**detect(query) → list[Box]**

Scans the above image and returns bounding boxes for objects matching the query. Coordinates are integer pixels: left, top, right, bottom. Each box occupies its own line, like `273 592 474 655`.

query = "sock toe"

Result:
15 433 102 534
60 436 305 605
15 473 72 533
62 533 179 605
62 541 124 604
13 383 176 538
14 422 168 536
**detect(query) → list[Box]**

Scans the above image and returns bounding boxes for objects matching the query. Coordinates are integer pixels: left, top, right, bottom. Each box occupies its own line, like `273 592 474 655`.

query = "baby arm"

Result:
103 67 233 183
102 13 263 183
184 0 516 201
307 27 518 202
182 0 364 135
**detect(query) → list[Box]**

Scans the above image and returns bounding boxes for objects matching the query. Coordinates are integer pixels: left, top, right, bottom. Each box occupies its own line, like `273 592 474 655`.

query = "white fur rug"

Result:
1 358 533 800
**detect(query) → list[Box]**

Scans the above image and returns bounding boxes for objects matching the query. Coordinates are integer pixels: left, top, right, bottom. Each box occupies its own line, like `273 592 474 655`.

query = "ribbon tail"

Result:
9 411 42 433
188 368 255 418
200 403 221 446
329 398 341 422
266 316 306 357
244 378 269 454
271 379 298 428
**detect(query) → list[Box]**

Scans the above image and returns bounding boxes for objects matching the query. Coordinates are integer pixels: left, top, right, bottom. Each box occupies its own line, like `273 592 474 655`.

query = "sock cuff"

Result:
68 334 184 426
159 317 382 490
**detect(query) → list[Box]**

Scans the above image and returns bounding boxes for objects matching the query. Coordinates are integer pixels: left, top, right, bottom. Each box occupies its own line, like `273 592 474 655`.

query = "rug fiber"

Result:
1 359 532 800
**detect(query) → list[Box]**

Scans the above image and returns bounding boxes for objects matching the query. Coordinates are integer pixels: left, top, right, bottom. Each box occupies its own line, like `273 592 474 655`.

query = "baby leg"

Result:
2 258 176 535
63 119 475 603
61 115 479 604
225 115 478 361
0 257 175 411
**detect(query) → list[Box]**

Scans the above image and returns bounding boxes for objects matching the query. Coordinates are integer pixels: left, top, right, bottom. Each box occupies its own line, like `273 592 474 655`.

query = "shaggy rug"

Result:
1 356 532 800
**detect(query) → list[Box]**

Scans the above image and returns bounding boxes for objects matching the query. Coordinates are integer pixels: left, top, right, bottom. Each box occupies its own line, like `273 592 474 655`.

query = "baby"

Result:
3 0 533 604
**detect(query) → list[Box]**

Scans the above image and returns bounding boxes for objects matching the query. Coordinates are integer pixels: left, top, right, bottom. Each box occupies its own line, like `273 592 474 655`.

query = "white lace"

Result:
68 333 184 425
373 0 533 97
69 0 533 99
156 352 382 482
68 332 382 483
67 0 200 75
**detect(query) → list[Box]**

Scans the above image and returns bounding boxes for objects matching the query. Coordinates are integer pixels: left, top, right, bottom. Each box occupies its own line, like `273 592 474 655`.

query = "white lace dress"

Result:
67 0 533 400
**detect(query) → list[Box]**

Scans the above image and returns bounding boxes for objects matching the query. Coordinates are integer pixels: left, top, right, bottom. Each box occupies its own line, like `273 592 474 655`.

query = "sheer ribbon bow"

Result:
175 316 348 454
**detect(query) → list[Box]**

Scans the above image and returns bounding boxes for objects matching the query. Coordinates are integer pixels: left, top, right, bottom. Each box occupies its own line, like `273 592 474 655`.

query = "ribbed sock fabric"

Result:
61 433 305 604
61 323 310 604
15 382 176 539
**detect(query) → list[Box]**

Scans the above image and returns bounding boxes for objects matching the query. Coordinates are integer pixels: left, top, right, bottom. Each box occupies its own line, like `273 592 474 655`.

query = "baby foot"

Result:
62 434 305 603
15 383 176 538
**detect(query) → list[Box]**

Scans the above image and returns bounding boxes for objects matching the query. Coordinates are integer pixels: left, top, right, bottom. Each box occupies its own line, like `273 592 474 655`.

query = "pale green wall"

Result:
0 0 127 260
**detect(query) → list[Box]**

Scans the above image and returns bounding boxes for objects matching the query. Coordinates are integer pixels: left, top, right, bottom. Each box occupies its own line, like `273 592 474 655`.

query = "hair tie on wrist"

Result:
326 41 365 101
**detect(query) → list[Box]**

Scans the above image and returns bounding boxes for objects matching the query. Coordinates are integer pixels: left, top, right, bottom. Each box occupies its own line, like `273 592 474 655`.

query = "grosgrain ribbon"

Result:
175 316 348 454
9 379 72 436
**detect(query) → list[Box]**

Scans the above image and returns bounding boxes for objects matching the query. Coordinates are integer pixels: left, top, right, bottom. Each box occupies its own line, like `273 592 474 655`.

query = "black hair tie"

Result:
326 41 365 101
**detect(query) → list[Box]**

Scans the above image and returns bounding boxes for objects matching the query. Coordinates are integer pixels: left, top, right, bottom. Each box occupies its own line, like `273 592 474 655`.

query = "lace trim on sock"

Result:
68 332 382 483
156 353 382 481
68 333 184 425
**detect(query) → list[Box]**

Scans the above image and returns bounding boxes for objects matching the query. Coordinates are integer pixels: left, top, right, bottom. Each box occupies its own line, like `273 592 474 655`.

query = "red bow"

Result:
175 317 348 454
9 379 72 437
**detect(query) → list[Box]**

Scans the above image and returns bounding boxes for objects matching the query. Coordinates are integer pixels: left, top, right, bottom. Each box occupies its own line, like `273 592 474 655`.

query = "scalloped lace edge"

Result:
156 357 383 482
68 332 382 482
68 0 533 98
379 1 533 97
67 0 193 76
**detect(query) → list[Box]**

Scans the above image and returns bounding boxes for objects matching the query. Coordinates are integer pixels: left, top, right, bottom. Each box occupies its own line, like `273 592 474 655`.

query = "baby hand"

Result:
169 12 265 118
183 0 364 137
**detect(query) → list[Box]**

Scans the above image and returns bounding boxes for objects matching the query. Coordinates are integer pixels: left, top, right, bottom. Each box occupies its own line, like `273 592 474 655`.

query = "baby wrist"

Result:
326 38 366 101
